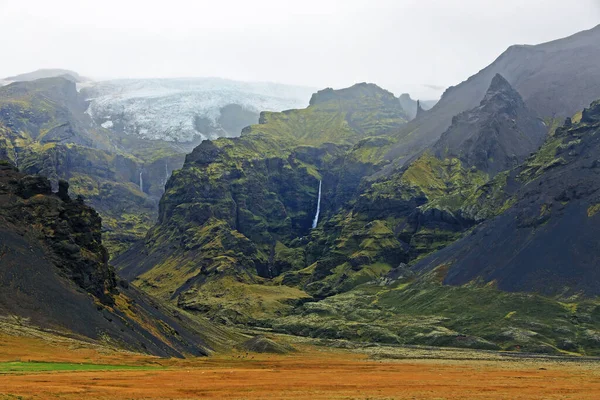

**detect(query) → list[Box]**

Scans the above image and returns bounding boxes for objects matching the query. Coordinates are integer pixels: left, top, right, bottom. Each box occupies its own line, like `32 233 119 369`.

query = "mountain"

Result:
414 99 600 296
114 86 600 355
81 78 317 142
398 93 437 120
0 77 188 256
111 24 600 354
4 68 85 83
6 27 595 357
384 24 600 165
433 74 546 176
115 83 409 322
0 162 239 356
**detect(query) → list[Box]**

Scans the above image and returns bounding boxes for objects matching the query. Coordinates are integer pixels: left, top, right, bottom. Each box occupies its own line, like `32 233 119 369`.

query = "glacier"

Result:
81 77 316 142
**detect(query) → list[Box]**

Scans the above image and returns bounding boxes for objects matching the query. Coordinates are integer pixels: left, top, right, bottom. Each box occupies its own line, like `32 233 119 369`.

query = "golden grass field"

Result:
1 331 599 400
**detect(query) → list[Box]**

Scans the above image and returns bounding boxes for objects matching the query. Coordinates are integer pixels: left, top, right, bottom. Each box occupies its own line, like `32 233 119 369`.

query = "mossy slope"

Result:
0 77 189 257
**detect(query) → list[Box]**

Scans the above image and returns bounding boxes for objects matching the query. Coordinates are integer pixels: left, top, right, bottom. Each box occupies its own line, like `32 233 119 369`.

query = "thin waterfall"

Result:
165 160 169 183
312 180 322 229
139 171 144 193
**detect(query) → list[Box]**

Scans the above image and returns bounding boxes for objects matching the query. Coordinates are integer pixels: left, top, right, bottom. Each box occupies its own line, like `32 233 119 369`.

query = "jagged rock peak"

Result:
433 72 545 176
582 99 600 124
309 82 396 106
480 73 525 111
416 100 425 118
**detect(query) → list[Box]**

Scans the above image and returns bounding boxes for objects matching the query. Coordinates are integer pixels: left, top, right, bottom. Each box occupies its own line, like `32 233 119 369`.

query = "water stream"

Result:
312 180 322 229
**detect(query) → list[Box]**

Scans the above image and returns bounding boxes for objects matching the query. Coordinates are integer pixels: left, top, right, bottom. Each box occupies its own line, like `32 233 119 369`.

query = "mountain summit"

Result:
417 98 600 296
384 24 600 169
434 73 546 176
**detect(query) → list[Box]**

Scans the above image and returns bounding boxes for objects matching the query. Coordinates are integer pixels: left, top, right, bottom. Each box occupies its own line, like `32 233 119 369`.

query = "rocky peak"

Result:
479 73 526 116
582 99 600 124
0 167 116 304
433 73 546 176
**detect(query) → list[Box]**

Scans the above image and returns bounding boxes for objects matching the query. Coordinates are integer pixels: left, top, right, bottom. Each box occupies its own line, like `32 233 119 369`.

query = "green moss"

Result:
587 203 600 217
517 136 563 182
270 278 600 355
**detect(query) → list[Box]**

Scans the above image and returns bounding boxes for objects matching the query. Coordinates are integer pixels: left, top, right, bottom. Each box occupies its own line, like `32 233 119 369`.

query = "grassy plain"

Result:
0 330 599 400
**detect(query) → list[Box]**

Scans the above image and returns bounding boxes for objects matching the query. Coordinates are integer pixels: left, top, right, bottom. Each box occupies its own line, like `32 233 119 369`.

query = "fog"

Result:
0 0 599 98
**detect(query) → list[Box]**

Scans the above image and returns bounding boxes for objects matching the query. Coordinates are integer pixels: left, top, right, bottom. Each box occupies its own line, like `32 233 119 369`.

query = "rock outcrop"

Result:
0 77 187 257
384 24 600 169
0 163 238 356
433 74 546 176
415 99 600 296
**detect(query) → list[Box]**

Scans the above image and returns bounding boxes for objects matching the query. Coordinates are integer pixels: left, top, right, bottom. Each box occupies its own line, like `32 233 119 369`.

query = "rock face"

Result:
0 77 188 257
384 24 600 168
434 74 546 176
112 49 600 353
0 163 236 356
115 83 409 321
398 93 436 120
415 99 600 296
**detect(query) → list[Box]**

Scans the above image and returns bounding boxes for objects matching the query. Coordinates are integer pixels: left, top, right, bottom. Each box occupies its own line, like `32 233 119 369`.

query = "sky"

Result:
0 0 599 98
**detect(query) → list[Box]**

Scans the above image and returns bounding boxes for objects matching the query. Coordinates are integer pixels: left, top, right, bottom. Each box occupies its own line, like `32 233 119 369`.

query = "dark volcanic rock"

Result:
433 74 546 176
237 335 296 354
0 167 234 356
398 93 436 120
414 99 600 296
385 24 600 167
415 100 425 119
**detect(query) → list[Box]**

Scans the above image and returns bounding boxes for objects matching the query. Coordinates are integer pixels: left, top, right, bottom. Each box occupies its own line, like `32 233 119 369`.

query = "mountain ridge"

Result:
383 23 600 167
433 73 546 176
0 162 240 356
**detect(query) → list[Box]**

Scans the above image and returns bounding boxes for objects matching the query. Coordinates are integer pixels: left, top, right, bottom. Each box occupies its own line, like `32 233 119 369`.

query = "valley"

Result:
1 329 599 400
1 11 600 399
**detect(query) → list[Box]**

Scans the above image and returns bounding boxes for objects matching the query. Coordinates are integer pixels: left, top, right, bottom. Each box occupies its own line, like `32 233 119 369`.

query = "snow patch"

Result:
83 78 316 142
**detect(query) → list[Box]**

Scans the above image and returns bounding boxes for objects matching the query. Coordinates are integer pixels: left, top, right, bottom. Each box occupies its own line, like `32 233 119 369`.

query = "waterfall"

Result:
165 161 169 182
312 180 322 229
139 171 143 193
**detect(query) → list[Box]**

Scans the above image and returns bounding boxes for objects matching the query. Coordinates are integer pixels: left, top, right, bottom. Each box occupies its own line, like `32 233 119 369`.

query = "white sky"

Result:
0 0 599 98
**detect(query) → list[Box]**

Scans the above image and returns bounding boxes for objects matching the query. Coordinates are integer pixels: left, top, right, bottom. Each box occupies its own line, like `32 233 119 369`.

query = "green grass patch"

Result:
0 361 162 373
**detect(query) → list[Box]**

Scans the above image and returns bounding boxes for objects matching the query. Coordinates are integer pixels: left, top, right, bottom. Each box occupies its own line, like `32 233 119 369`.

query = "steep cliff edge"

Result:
384 24 600 167
414 99 600 296
115 83 408 322
0 77 187 257
0 162 239 356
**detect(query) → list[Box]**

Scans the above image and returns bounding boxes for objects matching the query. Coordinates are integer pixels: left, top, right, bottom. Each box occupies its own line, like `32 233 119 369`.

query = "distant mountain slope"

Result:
398 93 437 120
0 163 239 356
0 77 188 256
386 24 600 164
415 99 600 296
82 78 317 142
433 74 546 176
4 68 84 83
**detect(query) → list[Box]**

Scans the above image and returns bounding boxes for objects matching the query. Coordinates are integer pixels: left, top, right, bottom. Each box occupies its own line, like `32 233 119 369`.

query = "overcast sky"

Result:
0 0 599 98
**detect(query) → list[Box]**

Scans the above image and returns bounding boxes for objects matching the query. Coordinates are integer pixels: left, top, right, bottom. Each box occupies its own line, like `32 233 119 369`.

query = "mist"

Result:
0 0 599 98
